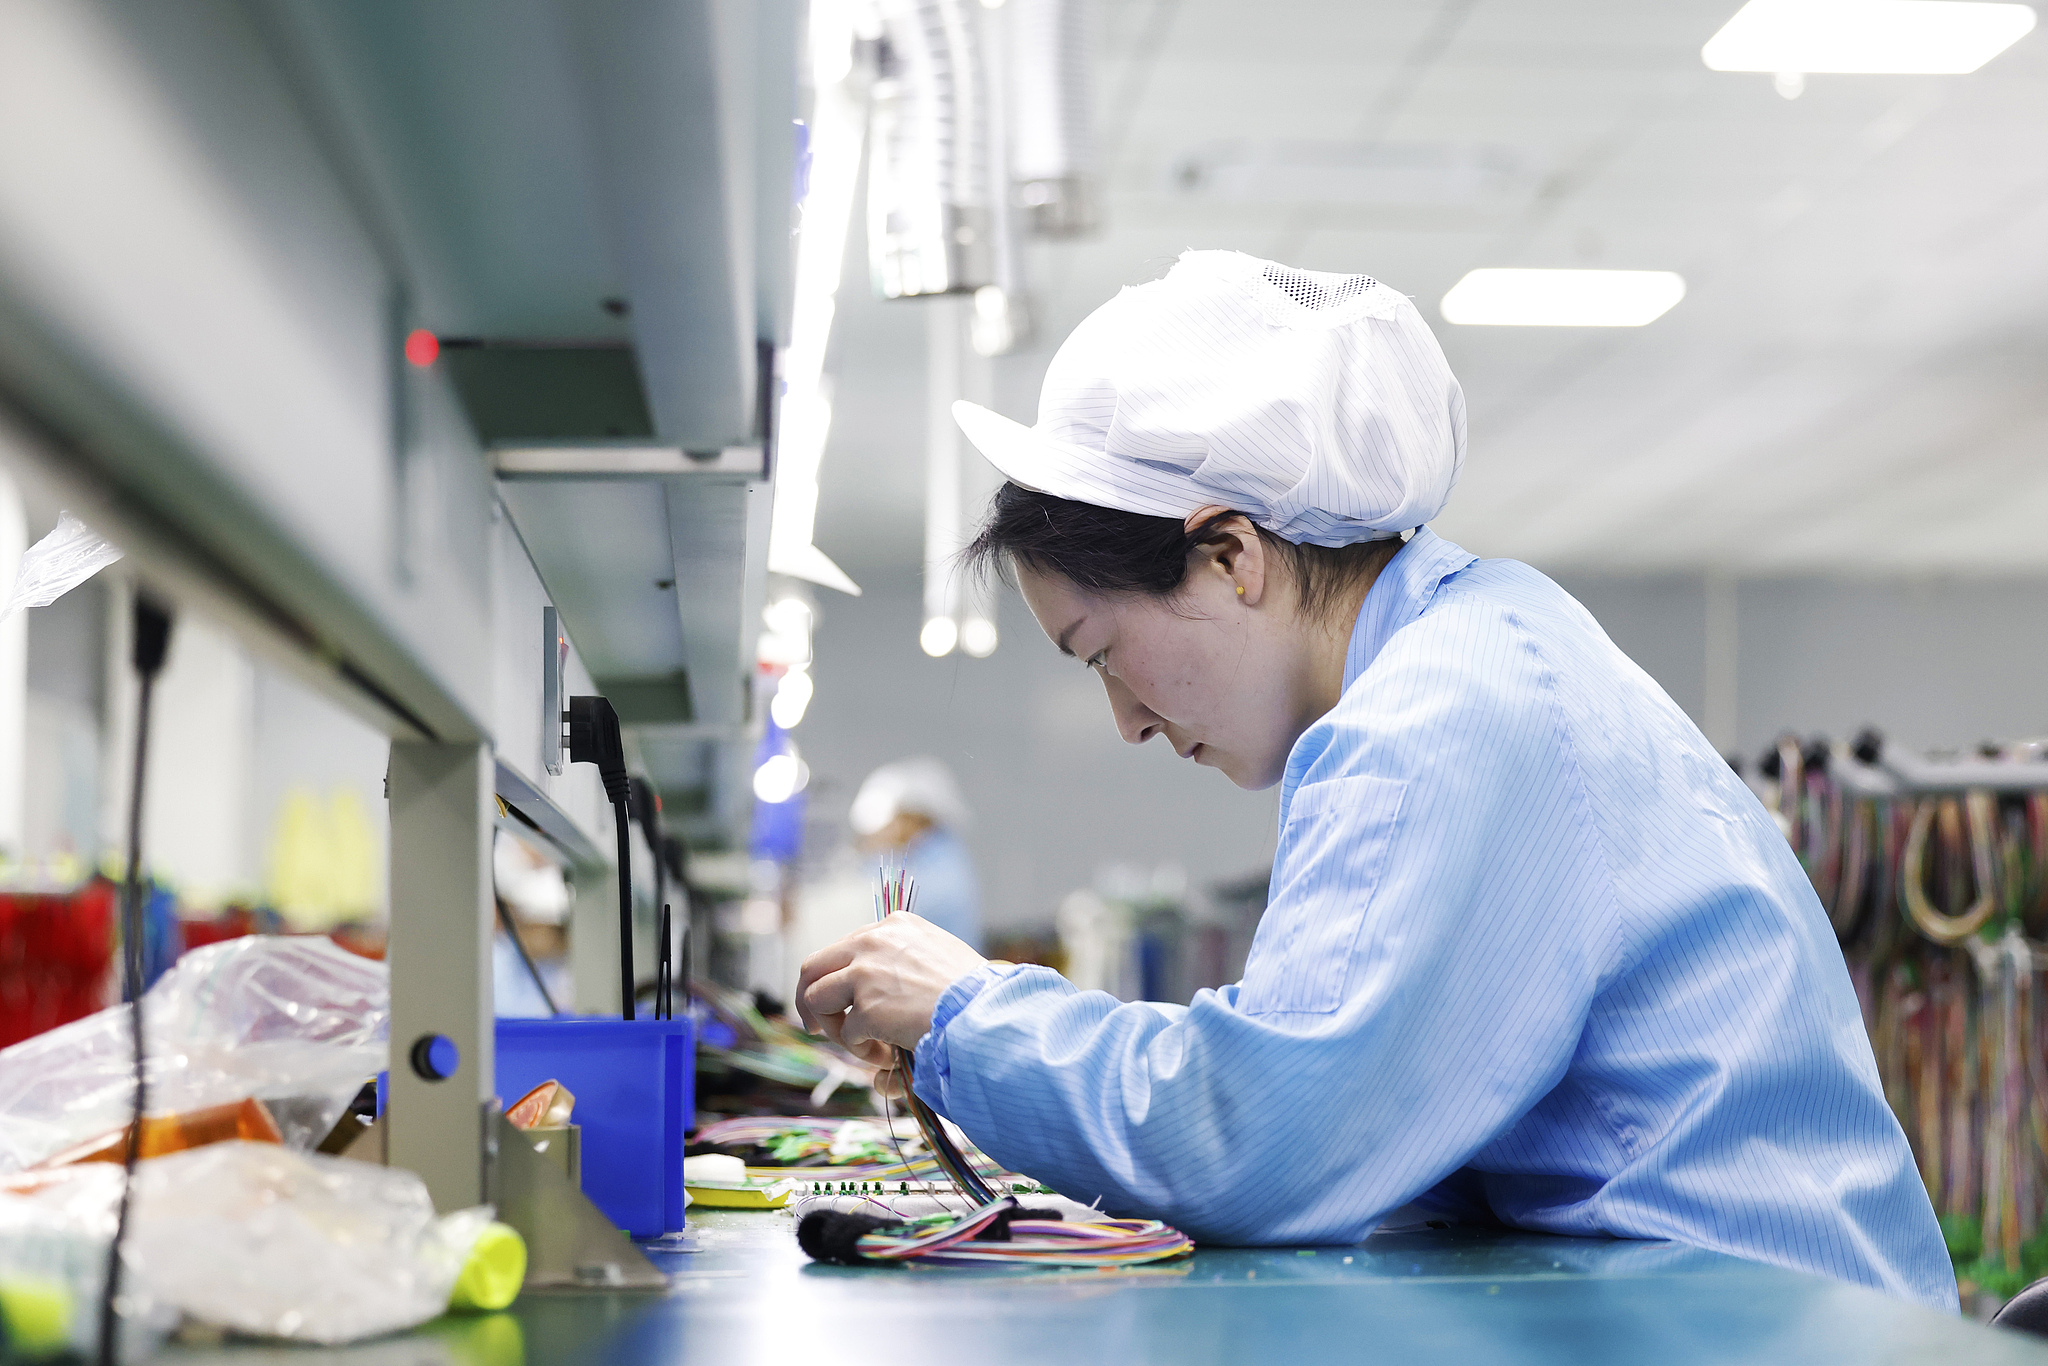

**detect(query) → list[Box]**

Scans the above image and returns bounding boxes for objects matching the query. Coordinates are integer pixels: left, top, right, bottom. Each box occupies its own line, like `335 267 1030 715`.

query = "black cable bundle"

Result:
973 1205 1064 1242
896 1045 997 1204
796 1210 898 1265
99 594 172 1366
796 1204 1068 1265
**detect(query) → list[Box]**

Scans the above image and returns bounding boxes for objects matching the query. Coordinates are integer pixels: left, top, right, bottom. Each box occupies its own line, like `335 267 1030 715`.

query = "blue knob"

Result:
409 1033 461 1082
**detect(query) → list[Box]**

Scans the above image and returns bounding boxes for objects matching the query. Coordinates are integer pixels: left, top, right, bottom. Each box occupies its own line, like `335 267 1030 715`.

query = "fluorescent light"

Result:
753 753 809 804
757 596 813 668
1440 269 1686 327
920 617 958 657
769 668 813 729
1702 0 2036 74
762 597 813 639
959 617 998 658
769 28 866 596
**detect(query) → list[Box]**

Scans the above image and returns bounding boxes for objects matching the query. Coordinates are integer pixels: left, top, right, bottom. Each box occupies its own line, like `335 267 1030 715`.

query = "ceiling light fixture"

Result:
959 616 999 658
920 617 959 657
769 2 869 597
769 668 814 729
1440 269 1687 327
753 753 809 804
1702 0 2037 75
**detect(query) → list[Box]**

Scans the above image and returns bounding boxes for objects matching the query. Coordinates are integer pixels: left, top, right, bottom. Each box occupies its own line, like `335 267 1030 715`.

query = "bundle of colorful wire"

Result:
691 980 877 1096
690 1115 1018 1187
800 1194 1194 1269
695 1115 862 1151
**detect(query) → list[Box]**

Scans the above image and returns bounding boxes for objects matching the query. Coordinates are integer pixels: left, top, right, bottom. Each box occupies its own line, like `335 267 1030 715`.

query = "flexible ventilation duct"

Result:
1007 0 1097 237
869 0 994 298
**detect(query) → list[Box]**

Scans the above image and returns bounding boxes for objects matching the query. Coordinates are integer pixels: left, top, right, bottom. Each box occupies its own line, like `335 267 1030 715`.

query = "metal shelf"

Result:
495 757 606 873
0 0 797 1213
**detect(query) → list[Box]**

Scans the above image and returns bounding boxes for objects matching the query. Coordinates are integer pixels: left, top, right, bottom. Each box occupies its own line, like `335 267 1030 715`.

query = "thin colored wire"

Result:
885 1045 966 1214
1902 797 1998 945
874 861 995 1207
851 1194 1194 1267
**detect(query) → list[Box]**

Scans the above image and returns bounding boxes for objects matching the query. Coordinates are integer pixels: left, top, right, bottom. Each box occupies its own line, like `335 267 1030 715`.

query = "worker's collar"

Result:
1341 526 1480 691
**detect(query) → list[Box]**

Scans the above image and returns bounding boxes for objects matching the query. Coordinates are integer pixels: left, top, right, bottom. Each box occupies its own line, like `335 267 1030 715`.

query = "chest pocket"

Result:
1238 774 1406 1017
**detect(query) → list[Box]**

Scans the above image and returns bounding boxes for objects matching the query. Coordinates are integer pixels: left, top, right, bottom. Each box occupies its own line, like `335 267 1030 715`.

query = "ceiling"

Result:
812 0 2048 580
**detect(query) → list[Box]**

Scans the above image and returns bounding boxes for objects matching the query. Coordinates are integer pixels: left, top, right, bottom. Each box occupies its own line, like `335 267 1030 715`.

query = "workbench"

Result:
171 1209 2048 1365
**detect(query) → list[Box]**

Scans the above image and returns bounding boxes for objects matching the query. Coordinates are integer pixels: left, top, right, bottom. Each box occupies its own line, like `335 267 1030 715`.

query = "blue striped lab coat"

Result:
913 528 1955 1310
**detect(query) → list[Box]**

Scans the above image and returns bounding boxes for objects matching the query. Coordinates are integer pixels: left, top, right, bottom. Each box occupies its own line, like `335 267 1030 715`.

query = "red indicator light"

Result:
404 329 439 367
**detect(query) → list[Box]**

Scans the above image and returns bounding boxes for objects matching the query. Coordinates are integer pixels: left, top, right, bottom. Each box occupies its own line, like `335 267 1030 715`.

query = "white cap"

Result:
494 831 571 925
849 758 970 836
953 250 1465 547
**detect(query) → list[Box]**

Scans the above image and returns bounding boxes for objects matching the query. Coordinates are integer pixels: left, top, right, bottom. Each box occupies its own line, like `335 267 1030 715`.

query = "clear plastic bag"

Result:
125 1143 491 1345
0 1145 495 1351
0 936 388 1173
0 1164 174 1362
0 511 122 621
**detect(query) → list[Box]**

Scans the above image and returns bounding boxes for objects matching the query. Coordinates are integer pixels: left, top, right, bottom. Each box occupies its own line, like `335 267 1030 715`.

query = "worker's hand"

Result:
796 914 987 1071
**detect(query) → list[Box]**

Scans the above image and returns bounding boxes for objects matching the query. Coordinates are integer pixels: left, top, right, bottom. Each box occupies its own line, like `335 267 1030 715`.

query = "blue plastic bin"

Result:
495 1017 693 1237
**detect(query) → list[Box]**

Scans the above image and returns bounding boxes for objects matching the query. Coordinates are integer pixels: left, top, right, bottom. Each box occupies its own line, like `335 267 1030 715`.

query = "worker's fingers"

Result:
811 1009 849 1048
841 998 884 1050
841 1037 894 1070
801 963 860 1034
871 1059 907 1100
794 935 863 1032
796 913 989 1050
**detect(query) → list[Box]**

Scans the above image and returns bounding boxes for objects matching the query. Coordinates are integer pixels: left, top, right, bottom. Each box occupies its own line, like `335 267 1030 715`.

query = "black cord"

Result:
612 798 634 1021
100 596 171 1366
565 698 631 1021
631 778 666 1021
494 896 560 1017
658 902 672 1020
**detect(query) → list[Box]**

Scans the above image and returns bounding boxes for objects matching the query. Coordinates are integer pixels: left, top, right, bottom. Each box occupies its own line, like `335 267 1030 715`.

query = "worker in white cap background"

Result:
847 757 982 952
795 250 1954 1310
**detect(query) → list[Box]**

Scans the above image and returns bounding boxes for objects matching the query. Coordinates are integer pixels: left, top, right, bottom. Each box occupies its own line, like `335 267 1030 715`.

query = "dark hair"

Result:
963 482 1402 623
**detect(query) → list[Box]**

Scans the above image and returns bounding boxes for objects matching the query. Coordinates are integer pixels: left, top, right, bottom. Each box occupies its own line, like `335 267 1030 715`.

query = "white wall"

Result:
23 578 103 870
1552 570 2048 763
102 587 257 906
247 662 389 918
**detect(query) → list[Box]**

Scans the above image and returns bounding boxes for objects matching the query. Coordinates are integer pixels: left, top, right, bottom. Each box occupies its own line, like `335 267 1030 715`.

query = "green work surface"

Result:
173 1209 2045 1365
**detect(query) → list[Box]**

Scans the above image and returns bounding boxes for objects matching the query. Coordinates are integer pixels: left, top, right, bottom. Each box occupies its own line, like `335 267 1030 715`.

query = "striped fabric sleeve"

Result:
913 964 1008 1101
917 601 1624 1244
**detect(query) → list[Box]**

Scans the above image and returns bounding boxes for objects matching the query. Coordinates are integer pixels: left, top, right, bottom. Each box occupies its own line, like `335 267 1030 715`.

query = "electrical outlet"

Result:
543 605 565 776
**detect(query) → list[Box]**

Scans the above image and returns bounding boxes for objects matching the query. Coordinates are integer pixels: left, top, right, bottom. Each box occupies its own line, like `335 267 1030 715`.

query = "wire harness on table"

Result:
798 1193 1193 1268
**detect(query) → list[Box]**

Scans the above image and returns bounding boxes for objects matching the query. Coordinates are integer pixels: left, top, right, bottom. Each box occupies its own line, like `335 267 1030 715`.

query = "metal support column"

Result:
387 741 495 1211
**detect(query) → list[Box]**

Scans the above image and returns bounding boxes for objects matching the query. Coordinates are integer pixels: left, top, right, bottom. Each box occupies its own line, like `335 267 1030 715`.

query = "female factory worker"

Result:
796 251 1955 1310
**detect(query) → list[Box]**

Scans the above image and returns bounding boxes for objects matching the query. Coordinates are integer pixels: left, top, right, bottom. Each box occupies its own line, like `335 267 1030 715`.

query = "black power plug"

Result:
566 695 630 803
565 696 636 1019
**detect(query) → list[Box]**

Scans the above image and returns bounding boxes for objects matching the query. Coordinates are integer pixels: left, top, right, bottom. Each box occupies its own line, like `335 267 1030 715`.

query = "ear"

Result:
1183 506 1269 607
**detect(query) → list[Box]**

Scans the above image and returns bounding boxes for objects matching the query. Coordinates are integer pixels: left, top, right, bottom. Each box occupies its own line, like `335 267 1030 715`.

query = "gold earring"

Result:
1236 585 1245 596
